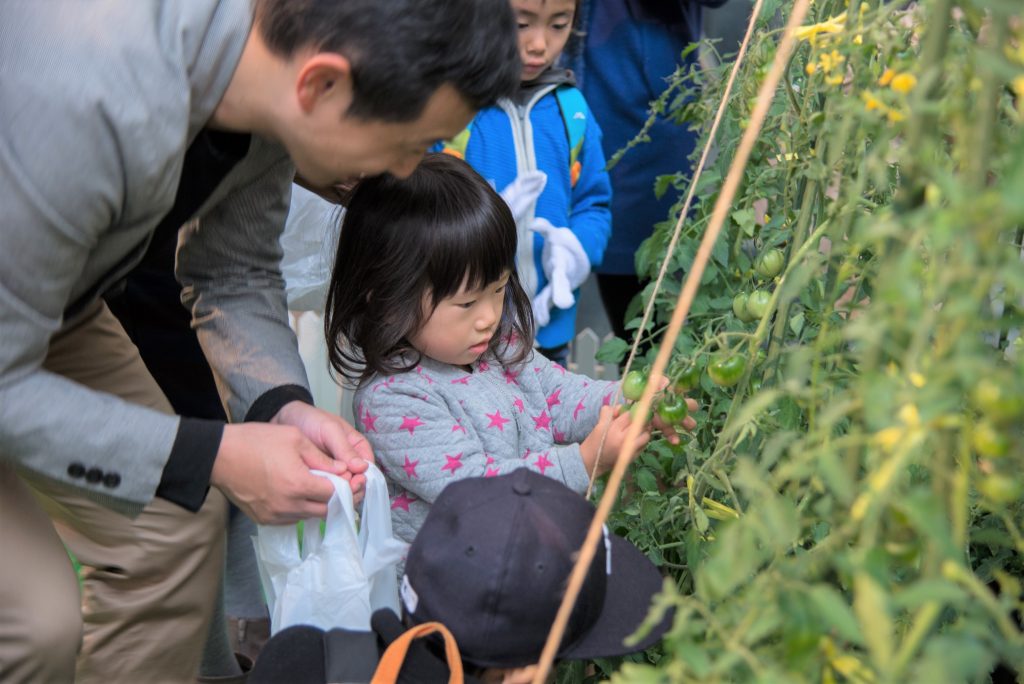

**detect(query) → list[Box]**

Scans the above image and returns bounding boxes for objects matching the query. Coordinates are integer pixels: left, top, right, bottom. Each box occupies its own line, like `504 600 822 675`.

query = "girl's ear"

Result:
295 52 353 114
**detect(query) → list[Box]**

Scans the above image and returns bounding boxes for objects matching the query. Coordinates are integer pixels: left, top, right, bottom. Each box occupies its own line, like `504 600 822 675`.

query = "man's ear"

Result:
296 53 353 114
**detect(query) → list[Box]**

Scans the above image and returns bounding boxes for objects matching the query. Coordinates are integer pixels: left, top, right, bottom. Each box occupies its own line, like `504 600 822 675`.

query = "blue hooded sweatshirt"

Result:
439 68 612 350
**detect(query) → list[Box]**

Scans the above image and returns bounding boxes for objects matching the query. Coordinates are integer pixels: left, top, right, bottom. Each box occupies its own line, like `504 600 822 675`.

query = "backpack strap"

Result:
440 128 472 160
371 622 464 684
554 85 588 187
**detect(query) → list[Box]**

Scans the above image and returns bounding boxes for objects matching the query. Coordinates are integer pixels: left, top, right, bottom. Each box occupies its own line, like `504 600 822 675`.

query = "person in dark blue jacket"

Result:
562 0 728 343
441 0 613 368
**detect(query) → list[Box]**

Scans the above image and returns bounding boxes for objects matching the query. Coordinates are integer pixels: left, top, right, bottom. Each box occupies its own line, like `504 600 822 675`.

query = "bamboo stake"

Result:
532 1 814 680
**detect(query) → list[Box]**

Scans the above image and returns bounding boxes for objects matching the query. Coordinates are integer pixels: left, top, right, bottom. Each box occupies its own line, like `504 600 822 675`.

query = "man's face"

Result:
285 82 475 188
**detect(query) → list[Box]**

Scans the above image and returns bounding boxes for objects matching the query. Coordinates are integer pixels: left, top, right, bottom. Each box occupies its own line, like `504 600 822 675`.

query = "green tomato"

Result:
673 362 702 392
978 474 1022 505
971 378 1024 425
755 248 785 279
622 370 648 402
972 421 1010 458
656 395 689 426
708 355 747 387
732 292 753 321
745 289 772 319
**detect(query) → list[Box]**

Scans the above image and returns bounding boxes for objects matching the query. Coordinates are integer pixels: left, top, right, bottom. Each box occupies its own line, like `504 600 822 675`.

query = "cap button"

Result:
512 479 532 496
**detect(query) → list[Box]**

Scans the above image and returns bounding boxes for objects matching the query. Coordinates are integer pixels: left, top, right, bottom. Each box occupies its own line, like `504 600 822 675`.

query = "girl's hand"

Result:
580 405 651 476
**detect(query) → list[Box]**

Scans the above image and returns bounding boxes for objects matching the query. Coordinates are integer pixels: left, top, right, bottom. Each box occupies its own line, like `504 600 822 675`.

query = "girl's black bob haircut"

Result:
325 152 535 386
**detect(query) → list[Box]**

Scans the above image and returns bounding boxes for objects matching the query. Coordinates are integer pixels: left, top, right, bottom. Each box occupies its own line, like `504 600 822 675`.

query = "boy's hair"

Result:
325 154 535 386
254 0 520 122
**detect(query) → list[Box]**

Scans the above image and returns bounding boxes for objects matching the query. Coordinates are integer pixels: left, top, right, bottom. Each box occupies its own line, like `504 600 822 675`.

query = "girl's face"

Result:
409 271 511 367
512 0 576 83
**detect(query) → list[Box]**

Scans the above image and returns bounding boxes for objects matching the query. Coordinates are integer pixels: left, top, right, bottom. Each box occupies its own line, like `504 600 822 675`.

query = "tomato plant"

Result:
585 1 1024 682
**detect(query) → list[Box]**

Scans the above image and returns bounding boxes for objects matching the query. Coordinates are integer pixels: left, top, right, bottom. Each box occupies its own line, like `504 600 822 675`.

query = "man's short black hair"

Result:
255 0 520 122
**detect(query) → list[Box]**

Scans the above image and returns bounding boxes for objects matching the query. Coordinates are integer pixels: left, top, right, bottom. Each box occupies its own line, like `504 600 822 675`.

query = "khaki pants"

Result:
0 303 227 683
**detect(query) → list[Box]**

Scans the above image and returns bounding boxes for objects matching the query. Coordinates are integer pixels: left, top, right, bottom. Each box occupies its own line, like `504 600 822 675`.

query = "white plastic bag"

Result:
253 465 406 634
280 184 343 312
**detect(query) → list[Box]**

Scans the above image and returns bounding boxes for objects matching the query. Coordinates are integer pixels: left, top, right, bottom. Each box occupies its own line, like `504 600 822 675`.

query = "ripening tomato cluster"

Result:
732 247 784 323
620 368 690 428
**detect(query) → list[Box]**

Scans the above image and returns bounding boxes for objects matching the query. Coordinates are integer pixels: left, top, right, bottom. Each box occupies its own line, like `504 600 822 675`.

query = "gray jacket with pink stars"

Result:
353 350 620 546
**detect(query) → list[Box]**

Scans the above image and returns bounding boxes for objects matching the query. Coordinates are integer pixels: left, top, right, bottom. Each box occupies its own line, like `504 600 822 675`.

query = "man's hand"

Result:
271 401 373 499
211 422 352 524
209 402 374 524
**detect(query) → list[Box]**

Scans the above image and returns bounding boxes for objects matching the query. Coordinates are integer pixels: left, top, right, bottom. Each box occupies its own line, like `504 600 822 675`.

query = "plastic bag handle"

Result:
370 622 464 684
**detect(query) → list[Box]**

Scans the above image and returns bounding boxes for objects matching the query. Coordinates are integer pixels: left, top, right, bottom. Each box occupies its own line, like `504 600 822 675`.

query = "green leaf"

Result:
693 506 710 533
853 571 894 670
636 468 659 493
808 585 864 645
789 311 805 335
596 337 629 365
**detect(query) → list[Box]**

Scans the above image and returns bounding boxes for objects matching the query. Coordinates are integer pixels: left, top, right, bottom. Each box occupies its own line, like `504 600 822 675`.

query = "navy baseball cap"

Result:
400 469 672 668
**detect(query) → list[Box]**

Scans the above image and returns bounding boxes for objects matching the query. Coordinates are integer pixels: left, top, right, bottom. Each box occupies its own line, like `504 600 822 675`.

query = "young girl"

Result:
324 153 693 546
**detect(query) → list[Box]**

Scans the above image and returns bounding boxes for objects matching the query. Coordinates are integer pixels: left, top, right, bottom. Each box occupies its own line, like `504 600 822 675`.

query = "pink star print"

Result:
402 455 419 479
452 420 467 434
533 410 551 431
534 452 553 475
400 416 424 435
553 428 566 443
602 391 613 407
546 389 562 409
477 360 490 372
573 400 586 420
451 376 471 385
502 331 518 346
486 410 510 431
552 363 566 375
513 397 525 413
441 453 464 475
485 455 495 465
522 448 531 460
485 467 501 477
391 492 416 511
502 369 520 385
361 408 378 433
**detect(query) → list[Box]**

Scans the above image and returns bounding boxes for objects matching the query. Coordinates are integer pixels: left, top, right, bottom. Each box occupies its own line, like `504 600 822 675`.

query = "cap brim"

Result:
557 535 674 660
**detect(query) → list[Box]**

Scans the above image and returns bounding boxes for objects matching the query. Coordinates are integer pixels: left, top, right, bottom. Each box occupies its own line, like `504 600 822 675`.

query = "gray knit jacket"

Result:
353 350 620 546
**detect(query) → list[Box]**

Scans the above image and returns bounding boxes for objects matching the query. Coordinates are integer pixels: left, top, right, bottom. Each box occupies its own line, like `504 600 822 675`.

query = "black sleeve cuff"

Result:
245 384 314 422
155 418 224 512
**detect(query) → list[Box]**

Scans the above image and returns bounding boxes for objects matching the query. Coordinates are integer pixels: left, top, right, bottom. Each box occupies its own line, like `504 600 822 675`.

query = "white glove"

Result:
499 171 547 226
530 217 591 327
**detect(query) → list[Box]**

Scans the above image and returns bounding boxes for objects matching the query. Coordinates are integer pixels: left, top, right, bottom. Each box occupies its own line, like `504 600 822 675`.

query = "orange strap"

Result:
371 622 464 684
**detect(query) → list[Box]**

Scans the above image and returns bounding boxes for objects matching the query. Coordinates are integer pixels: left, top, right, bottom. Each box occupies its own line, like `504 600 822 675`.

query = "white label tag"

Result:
401 574 419 614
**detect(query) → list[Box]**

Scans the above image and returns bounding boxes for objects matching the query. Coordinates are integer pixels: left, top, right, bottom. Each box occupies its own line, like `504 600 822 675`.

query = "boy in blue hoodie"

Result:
441 0 612 367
